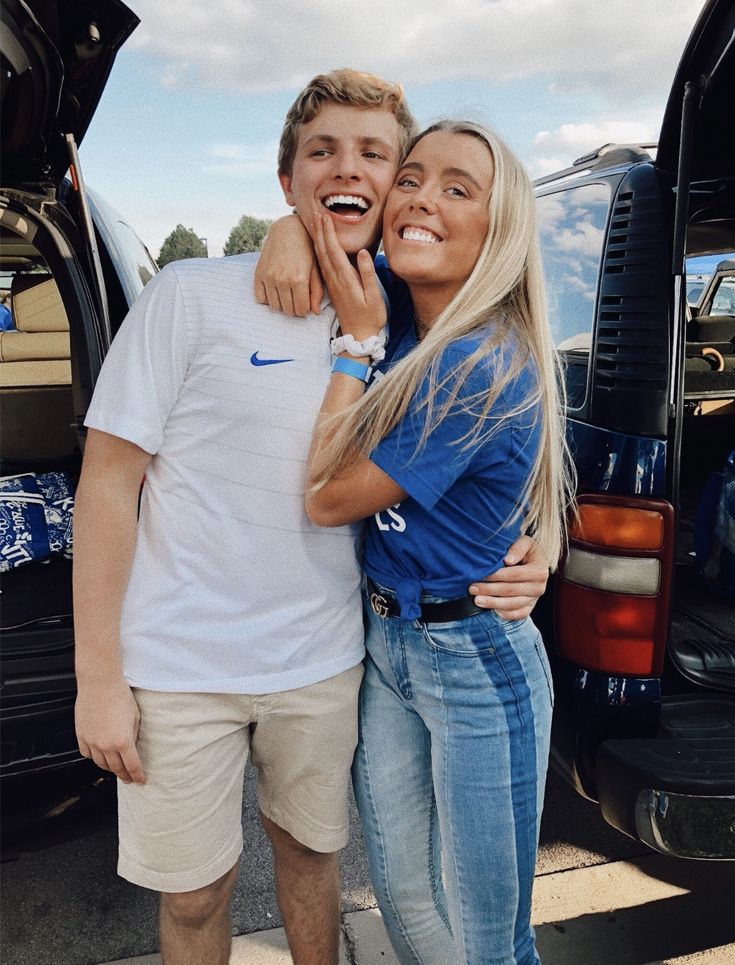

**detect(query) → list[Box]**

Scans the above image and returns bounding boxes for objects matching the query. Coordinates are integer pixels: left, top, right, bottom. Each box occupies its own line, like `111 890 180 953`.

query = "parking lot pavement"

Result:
4 771 733 964
105 854 735 965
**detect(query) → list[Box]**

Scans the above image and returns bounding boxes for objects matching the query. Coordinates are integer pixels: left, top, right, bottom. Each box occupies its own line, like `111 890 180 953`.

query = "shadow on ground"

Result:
3 768 726 965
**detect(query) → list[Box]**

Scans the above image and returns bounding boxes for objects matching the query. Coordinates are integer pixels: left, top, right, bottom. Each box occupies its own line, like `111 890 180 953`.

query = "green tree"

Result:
157 225 207 267
223 215 272 256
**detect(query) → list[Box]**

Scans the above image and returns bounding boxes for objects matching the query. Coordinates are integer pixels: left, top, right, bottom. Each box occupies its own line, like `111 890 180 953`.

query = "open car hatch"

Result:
1 0 139 189
657 0 734 185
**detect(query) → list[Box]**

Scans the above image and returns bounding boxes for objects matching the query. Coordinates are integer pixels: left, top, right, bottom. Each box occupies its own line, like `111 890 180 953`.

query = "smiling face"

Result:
278 102 402 257
382 130 495 320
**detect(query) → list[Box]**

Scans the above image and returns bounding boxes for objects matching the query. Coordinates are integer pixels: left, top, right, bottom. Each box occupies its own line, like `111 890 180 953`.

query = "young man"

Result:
74 70 547 965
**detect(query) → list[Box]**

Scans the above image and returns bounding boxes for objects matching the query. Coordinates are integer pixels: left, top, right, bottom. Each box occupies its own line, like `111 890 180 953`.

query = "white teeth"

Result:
324 194 369 210
402 227 440 244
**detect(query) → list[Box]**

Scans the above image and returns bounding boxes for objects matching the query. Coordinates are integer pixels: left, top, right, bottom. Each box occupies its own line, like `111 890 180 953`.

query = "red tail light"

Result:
555 494 675 676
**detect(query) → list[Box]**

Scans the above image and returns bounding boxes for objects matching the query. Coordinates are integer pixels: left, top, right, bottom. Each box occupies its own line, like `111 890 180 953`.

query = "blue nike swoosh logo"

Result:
250 351 295 366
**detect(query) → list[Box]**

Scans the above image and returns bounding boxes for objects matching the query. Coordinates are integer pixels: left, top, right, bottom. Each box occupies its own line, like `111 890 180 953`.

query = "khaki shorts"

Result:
117 663 363 893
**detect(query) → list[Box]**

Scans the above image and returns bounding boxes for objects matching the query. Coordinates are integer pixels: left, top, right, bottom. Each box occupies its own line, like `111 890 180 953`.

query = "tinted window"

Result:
711 276 735 316
686 279 706 307
536 184 609 408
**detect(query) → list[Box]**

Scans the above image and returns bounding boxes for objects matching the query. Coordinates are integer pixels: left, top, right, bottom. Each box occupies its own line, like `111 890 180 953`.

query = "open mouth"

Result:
400 226 441 244
323 194 371 219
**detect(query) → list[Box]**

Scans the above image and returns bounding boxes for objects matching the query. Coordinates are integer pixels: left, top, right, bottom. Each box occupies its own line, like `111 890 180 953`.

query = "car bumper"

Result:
634 789 735 859
596 694 735 860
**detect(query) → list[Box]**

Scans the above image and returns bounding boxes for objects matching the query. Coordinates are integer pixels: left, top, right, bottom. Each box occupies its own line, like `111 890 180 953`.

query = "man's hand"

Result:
254 214 323 316
75 675 145 785
73 429 152 785
469 534 549 620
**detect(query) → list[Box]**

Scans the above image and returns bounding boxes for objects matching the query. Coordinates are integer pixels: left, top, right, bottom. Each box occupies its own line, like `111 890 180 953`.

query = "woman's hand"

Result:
313 212 386 342
254 214 324 316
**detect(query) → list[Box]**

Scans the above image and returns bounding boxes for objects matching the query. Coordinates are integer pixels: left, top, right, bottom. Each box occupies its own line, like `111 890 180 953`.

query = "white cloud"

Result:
128 0 702 112
535 192 568 231
555 220 605 258
534 115 659 155
203 141 279 178
533 156 566 176
563 273 594 294
529 112 660 175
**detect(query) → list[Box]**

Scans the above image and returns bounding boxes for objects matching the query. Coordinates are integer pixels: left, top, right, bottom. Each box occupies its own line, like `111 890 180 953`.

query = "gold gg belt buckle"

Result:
370 592 390 618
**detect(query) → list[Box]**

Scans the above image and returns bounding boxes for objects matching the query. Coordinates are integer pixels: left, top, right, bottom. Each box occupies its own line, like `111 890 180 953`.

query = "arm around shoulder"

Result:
254 214 323 316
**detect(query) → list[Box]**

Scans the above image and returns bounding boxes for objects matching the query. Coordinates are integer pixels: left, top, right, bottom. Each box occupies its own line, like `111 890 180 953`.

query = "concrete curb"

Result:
105 854 735 964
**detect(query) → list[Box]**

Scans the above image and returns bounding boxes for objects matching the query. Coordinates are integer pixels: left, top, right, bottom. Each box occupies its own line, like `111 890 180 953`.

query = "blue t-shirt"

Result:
363 268 541 619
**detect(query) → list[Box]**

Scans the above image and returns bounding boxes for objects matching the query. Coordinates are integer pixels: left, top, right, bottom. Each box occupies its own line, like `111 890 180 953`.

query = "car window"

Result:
710 276 735 316
686 279 706 307
536 183 610 409
87 189 157 307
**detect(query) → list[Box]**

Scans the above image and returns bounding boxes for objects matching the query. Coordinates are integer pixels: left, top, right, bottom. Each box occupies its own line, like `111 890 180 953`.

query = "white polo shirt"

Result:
85 255 364 693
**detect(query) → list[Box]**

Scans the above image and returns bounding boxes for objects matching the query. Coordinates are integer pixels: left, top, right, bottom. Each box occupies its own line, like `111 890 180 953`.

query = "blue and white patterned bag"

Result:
37 472 75 558
0 472 75 572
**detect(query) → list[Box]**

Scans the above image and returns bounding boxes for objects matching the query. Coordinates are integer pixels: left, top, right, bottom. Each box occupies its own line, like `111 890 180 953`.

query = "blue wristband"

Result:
332 356 373 383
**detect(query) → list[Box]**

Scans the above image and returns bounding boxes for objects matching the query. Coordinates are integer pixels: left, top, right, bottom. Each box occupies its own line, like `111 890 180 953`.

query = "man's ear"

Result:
278 172 296 208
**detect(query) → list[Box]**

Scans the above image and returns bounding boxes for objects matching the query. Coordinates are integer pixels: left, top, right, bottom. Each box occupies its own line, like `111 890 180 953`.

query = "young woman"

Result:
304 121 573 965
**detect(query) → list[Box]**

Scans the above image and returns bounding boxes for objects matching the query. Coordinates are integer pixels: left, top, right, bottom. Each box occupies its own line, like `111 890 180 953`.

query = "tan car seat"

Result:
0 275 77 462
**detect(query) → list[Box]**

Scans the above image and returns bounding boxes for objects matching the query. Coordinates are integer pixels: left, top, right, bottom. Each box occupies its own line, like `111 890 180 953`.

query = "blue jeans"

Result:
353 587 553 965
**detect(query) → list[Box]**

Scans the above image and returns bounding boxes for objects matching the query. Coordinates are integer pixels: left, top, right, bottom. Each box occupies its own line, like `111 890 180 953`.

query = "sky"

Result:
79 0 708 260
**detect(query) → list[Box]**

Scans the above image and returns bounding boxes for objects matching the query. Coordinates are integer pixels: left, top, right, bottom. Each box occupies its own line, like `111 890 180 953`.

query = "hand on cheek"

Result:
313 213 386 342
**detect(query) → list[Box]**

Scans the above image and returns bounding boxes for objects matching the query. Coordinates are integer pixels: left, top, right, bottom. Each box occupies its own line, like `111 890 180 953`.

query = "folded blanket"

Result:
0 472 75 572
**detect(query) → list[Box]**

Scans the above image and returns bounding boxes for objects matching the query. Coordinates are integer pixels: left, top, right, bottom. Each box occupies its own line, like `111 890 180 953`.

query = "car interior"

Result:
684 258 735 400
674 203 735 689
0 226 79 638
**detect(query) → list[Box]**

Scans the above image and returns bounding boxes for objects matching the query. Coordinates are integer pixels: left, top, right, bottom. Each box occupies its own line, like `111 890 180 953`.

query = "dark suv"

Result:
536 0 734 859
0 0 153 824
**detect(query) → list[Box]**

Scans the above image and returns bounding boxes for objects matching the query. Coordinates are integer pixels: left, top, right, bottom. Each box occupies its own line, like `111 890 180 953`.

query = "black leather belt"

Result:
366 577 484 623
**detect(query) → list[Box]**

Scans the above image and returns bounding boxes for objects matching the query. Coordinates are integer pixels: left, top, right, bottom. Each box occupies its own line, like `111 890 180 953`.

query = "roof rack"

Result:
534 142 657 187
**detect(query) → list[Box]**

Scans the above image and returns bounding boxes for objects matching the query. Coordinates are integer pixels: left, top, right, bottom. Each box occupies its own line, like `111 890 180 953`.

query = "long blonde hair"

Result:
311 120 575 568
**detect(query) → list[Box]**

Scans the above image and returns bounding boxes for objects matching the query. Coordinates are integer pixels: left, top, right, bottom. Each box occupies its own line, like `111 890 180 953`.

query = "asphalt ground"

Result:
2 769 734 964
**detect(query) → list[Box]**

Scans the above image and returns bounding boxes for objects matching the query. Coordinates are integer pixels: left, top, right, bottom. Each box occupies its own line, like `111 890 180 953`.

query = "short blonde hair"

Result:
278 68 417 177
